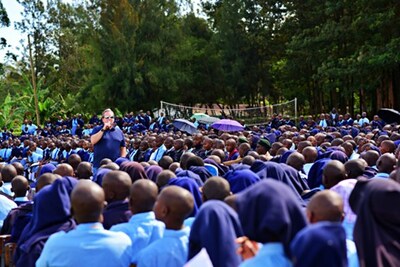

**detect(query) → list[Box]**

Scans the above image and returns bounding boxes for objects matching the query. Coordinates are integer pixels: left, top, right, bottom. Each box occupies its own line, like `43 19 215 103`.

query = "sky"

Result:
0 0 203 62
0 0 24 61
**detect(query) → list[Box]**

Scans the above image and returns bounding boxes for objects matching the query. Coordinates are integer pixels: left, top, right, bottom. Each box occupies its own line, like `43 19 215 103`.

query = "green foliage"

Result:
0 0 399 129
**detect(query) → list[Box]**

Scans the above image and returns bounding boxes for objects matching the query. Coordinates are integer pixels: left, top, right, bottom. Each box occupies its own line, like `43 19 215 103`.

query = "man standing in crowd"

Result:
90 109 126 172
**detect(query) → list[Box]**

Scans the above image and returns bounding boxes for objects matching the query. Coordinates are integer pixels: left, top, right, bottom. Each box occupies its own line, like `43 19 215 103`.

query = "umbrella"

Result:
173 119 198 134
198 116 220 124
211 119 244 132
190 113 209 121
377 108 400 124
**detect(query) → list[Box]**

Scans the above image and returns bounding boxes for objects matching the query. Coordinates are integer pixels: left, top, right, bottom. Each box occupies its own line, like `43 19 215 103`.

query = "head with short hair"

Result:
11 175 30 197
202 176 231 202
211 149 226 163
159 156 173 170
241 155 255 166
100 158 113 167
102 170 132 203
156 170 176 189
180 152 195 170
36 173 60 192
68 154 82 171
76 162 93 180
380 140 396 154
344 159 367 179
11 162 25 176
154 186 194 229
322 160 347 189
238 143 251 158
71 180 105 224
225 139 237 153
302 146 318 164
129 179 158 214
1 164 17 183
287 152 305 171
360 150 380 167
168 163 180 173
186 156 204 169
376 154 397 174
53 163 75 177
307 190 344 223
297 141 312 153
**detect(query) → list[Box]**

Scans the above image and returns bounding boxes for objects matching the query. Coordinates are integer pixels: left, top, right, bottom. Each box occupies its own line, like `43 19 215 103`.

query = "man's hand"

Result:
103 121 113 131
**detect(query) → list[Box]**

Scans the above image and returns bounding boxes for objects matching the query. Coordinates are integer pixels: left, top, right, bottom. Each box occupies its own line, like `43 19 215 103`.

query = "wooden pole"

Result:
28 34 41 126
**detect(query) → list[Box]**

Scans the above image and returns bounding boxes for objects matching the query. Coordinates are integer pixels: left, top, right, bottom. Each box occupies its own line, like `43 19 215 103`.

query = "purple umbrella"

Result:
173 119 198 134
212 119 244 132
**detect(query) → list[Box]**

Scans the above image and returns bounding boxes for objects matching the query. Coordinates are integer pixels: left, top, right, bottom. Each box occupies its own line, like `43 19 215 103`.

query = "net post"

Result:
294 98 298 124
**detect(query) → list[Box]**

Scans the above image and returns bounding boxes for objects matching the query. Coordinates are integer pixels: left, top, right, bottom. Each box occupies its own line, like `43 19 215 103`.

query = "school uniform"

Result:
136 227 190 267
36 222 133 267
111 211 165 263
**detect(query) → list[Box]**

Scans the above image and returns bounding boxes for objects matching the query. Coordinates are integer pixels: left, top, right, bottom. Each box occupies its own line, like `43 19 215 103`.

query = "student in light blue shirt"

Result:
303 190 358 267
373 153 396 179
0 164 17 197
111 180 165 264
0 194 17 229
36 180 133 267
149 136 167 162
136 186 194 267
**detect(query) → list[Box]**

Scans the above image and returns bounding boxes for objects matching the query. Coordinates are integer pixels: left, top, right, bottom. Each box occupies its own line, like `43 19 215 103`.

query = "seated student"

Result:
296 190 357 267
119 161 148 183
330 179 358 241
53 163 75 177
349 178 400 267
102 170 132 229
167 177 202 218
0 184 17 231
1 173 60 242
224 169 260 194
11 162 25 177
158 156 173 170
201 176 231 202
374 153 396 179
146 165 163 182
155 170 176 190
11 175 30 206
302 146 318 176
136 186 194 267
36 180 133 267
67 153 82 174
14 177 78 267
76 162 93 180
188 200 243 267
111 180 165 264
0 164 18 196
227 179 307 267
322 160 347 189
186 156 212 183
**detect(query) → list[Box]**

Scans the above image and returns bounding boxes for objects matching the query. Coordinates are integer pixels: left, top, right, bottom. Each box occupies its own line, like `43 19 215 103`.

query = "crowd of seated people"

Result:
0 109 397 266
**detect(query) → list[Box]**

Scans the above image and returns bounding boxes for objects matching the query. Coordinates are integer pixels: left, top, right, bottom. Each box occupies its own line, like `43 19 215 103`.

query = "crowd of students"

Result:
0 109 399 267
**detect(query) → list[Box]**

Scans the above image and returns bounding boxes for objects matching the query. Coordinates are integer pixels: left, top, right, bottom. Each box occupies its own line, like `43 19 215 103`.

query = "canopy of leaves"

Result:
0 0 399 128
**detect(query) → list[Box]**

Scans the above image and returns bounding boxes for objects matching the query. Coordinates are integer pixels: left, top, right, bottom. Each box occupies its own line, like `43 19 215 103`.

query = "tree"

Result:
0 0 10 73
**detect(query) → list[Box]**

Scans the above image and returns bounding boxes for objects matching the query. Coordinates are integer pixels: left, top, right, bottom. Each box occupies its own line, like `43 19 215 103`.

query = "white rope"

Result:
160 99 296 112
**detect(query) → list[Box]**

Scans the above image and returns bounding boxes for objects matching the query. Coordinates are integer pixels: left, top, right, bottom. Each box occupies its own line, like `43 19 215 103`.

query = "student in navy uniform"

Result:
101 170 132 229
